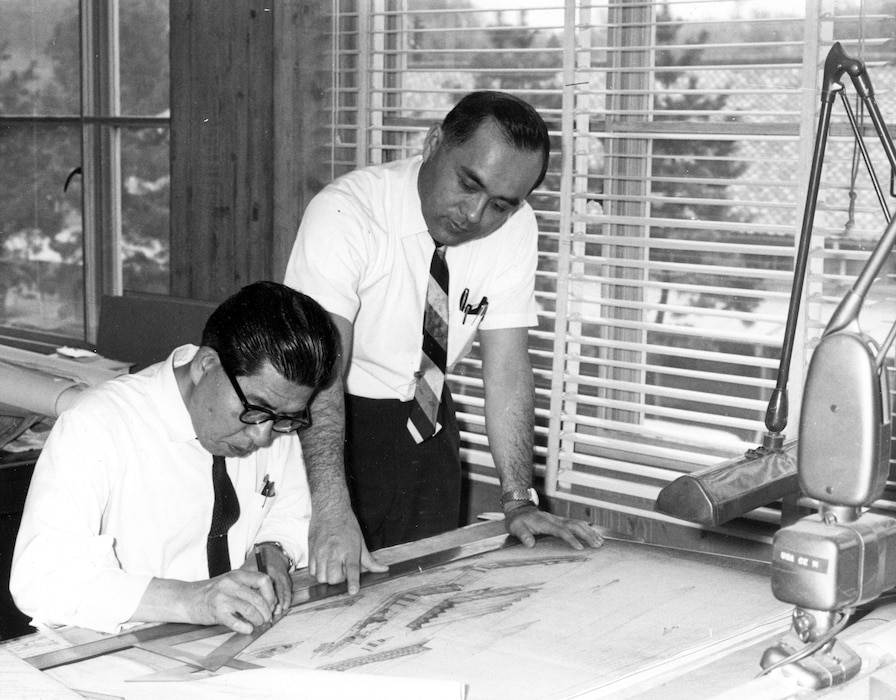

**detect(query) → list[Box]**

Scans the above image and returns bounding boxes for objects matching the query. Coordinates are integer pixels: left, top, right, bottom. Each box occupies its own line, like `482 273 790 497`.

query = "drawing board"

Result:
21 533 791 699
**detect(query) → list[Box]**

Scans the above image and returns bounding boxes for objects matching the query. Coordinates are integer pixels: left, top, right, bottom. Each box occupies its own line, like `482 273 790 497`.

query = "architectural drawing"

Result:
240 539 791 700
318 641 433 672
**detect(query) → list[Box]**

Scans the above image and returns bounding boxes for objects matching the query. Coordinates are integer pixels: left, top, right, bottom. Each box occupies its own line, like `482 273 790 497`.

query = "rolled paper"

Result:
0 361 86 418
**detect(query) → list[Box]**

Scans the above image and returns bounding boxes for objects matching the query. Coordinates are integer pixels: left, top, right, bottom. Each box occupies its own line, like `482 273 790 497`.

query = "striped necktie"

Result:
207 455 240 577
407 245 449 443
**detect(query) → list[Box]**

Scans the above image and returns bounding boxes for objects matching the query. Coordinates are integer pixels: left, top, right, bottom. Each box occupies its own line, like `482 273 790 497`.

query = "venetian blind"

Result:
328 0 896 532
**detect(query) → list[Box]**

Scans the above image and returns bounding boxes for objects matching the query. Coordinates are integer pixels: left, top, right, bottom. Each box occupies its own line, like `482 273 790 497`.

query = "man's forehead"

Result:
448 140 542 202
239 363 312 407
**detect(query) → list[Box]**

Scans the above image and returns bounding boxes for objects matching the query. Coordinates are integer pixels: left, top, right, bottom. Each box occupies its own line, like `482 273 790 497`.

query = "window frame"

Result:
0 0 170 348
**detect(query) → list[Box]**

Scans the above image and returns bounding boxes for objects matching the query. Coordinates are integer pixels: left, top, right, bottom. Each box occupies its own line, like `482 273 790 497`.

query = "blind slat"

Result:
336 0 896 533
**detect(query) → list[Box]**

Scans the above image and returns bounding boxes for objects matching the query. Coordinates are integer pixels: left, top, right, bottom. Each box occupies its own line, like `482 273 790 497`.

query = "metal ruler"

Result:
24 621 226 670
25 528 518 672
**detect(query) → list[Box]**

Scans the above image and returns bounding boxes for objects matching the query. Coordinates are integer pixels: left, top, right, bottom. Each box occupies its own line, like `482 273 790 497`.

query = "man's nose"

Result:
462 194 488 224
245 420 275 448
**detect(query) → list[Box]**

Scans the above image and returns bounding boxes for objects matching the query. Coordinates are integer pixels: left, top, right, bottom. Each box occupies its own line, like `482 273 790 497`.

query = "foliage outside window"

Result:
0 0 169 344
331 0 896 527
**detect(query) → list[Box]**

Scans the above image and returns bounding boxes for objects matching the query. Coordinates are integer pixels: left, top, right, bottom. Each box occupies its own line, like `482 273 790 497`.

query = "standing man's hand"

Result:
309 505 388 595
299 312 388 595
504 504 604 551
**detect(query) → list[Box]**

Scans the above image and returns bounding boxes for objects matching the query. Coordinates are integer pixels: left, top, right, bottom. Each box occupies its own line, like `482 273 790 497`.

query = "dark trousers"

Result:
344 389 461 551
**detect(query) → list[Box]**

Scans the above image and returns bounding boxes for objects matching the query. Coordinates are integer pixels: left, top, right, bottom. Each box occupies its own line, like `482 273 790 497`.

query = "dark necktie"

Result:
207 455 240 577
407 245 449 443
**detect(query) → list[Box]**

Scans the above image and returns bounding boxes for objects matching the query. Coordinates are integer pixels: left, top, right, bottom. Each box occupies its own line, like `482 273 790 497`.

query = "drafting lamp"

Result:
758 46 896 689
655 42 896 527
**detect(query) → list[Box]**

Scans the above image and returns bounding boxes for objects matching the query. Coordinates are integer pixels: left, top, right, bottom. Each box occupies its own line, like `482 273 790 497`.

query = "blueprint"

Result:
238 537 791 700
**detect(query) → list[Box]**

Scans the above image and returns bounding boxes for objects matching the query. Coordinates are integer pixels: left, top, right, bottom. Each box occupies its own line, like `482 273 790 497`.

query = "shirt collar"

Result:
403 156 429 238
153 344 202 444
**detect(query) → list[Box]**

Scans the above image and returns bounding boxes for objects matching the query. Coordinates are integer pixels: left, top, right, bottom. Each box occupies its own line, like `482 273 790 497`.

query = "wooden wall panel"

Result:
272 0 333 282
241 3 276 289
170 0 333 298
170 0 274 301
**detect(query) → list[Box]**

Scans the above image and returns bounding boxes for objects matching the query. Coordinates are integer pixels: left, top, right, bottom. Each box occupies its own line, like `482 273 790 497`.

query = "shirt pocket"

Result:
241 472 277 535
448 310 486 369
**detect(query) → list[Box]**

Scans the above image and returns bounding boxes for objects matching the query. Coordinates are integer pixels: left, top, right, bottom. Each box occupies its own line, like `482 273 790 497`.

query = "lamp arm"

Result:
766 43 896 432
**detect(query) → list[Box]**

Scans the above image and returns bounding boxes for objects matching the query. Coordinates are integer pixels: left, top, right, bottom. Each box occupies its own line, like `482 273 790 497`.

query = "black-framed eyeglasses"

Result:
221 363 312 433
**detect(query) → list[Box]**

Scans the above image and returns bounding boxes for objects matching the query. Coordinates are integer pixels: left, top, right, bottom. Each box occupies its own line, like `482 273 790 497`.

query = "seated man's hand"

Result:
188 570 278 634
244 543 293 621
504 505 604 551
308 506 388 595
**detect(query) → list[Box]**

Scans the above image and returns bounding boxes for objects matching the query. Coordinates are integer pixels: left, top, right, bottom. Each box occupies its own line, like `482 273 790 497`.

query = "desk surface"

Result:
2 520 803 700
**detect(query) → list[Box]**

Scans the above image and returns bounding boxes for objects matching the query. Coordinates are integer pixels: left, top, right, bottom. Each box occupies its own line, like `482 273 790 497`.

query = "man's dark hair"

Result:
202 281 338 389
440 90 550 191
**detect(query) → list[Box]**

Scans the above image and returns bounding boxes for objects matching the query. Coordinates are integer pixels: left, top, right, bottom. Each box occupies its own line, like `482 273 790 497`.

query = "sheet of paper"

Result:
0 344 126 386
0 646 82 699
153 666 465 699
16 534 789 700
40 653 465 700
237 539 789 700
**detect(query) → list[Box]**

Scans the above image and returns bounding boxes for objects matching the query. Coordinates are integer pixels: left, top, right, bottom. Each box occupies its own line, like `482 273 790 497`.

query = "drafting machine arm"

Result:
760 44 896 689
655 42 896 527
760 217 896 691
764 43 887 434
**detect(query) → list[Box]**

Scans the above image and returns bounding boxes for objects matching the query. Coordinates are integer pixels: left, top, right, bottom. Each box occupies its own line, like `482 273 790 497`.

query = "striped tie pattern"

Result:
207 455 241 577
407 246 449 443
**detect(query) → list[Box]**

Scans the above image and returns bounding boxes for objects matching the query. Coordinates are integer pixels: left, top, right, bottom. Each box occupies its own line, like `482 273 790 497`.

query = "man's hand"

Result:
308 506 388 595
299 316 387 594
189 571 278 634
504 505 604 551
249 543 293 620
136 570 278 635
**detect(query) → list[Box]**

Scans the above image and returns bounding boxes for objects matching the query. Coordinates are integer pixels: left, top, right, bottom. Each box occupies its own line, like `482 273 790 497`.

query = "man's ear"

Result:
421 124 442 161
190 346 220 384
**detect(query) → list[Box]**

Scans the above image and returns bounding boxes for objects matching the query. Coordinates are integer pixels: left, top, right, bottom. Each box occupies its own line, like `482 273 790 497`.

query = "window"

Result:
331 0 896 530
0 0 169 347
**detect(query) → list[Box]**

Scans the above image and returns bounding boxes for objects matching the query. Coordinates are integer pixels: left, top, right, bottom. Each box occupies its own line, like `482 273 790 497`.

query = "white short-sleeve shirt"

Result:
284 156 538 401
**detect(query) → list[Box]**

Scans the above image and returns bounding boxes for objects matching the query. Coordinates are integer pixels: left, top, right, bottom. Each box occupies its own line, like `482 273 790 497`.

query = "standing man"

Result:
11 282 339 635
287 91 602 588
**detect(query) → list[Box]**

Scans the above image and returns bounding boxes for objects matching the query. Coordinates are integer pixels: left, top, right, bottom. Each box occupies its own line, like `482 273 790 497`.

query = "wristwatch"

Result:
500 487 539 509
255 541 295 570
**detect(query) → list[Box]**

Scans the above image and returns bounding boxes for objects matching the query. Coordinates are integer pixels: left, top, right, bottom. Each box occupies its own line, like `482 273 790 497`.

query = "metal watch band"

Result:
500 487 538 507
255 540 294 569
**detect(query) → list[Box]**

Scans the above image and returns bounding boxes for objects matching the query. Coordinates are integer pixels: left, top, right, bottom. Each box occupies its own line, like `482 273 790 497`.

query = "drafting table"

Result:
6 519 896 699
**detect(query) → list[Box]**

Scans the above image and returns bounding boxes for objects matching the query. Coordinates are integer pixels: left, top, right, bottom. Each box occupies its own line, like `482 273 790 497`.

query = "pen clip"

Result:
260 475 276 506
463 296 488 325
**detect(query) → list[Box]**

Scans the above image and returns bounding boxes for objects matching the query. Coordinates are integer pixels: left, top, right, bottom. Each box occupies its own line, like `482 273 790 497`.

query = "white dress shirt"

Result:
11 345 312 633
284 155 538 401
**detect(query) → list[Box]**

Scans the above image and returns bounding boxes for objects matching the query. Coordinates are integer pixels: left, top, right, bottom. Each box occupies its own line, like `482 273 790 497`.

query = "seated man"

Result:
10 281 339 635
